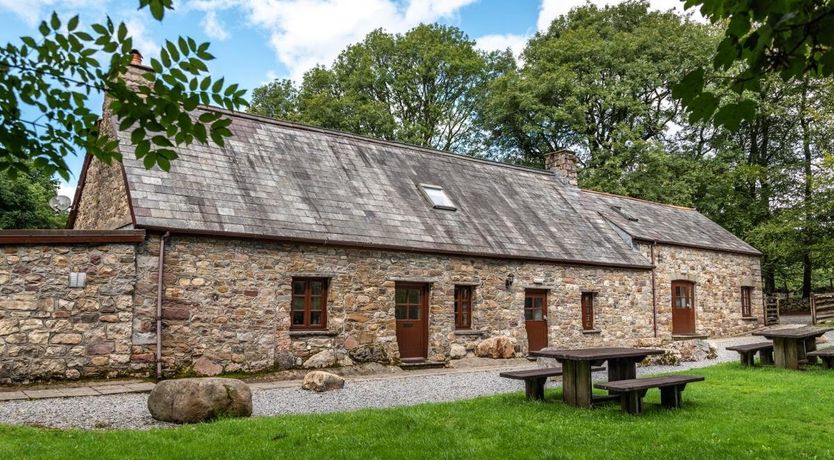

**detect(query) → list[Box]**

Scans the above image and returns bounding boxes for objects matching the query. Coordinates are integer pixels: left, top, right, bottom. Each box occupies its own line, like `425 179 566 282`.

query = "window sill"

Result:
289 330 338 337
581 329 601 335
454 330 484 336
741 316 759 321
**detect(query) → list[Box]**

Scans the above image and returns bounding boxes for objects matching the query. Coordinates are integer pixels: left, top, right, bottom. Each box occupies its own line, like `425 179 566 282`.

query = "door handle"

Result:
543 315 547 321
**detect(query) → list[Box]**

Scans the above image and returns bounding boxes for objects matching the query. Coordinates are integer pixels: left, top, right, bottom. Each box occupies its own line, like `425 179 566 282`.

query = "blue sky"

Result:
0 0 692 199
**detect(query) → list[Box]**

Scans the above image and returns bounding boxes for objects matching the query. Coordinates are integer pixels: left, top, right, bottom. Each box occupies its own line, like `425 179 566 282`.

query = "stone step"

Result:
398 360 447 370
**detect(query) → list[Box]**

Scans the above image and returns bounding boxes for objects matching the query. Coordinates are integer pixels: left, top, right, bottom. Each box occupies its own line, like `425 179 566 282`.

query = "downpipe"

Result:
156 231 170 379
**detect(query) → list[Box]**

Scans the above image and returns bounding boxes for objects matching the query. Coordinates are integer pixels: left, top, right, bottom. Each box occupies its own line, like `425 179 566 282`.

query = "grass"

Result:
1 363 833 460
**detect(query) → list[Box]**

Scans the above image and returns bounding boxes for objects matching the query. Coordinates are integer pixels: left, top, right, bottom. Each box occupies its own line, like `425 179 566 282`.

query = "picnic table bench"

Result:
806 348 834 369
594 375 705 415
726 342 774 366
753 326 833 369
500 366 604 400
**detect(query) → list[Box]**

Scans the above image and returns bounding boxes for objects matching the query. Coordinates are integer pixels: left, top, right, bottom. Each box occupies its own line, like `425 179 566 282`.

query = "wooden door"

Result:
395 283 428 360
525 289 548 352
671 281 695 335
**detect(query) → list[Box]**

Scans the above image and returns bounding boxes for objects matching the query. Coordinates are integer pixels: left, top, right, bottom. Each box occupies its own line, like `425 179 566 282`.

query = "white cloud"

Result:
475 33 528 60
184 0 477 81
537 0 702 32
201 9 230 40
123 15 161 59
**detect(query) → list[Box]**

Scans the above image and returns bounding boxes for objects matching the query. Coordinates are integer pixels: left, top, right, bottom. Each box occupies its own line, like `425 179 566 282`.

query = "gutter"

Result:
156 231 170 379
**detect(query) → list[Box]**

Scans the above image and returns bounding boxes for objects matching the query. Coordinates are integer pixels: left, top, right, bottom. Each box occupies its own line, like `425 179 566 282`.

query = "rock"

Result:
348 344 387 363
449 344 467 359
274 350 296 369
303 349 337 368
302 371 345 392
51 333 82 345
147 378 252 424
475 336 516 359
193 357 223 376
642 339 717 366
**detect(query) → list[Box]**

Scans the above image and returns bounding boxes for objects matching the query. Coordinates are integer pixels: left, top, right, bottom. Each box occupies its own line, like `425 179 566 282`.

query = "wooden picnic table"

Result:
530 347 663 408
752 326 833 369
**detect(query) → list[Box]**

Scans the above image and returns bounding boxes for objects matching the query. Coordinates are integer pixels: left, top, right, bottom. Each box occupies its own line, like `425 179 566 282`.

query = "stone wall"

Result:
0 243 137 384
640 243 764 338
0 232 765 382
143 234 657 376
73 157 132 230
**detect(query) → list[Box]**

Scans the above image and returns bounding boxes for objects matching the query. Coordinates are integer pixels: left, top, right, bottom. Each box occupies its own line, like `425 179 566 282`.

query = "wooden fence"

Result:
811 293 834 324
764 296 780 326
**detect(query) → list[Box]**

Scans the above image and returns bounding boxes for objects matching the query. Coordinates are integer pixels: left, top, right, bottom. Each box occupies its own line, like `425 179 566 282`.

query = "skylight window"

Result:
419 184 456 211
610 205 638 222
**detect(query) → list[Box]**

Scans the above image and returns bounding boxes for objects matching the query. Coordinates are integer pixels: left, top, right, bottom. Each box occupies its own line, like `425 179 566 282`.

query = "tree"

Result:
0 0 247 180
481 1 716 193
249 24 511 155
0 162 65 229
675 0 834 129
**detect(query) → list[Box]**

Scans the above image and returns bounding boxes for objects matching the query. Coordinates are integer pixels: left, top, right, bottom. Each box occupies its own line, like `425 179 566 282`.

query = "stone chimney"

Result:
544 149 578 186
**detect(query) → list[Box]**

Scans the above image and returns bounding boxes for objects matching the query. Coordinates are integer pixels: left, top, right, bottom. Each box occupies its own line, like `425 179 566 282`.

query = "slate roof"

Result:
111 108 758 267
581 190 761 255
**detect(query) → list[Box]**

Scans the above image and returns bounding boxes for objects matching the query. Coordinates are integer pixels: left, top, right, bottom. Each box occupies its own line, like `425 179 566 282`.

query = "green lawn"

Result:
1 364 833 459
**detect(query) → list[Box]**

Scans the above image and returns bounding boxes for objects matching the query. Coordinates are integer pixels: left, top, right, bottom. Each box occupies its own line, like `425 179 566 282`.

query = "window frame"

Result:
418 183 457 211
454 285 473 330
290 277 329 330
741 286 752 317
581 292 595 330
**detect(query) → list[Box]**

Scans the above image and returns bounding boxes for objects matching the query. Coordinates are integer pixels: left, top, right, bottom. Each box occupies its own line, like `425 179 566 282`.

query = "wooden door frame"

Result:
394 282 430 360
670 280 696 335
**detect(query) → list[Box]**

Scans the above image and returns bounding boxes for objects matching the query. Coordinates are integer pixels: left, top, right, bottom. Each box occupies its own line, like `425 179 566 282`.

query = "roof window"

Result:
419 184 456 211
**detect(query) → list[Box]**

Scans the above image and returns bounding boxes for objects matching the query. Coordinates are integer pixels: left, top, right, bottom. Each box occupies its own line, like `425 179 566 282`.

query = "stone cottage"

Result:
0 60 763 383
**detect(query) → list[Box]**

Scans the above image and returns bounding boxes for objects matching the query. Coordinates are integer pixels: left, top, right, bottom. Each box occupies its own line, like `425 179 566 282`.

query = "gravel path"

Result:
3 331 832 430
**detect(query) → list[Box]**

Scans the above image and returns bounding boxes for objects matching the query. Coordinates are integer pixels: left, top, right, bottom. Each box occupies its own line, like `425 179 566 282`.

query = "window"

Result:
524 290 547 321
395 284 424 320
581 292 594 330
419 184 456 210
741 286 752 317
673 283 694 309
454 286 473 329
291 278 328 329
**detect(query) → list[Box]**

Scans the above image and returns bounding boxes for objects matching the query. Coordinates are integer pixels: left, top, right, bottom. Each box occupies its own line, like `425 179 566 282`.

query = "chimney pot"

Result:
544 149 578 186
130 49 143 66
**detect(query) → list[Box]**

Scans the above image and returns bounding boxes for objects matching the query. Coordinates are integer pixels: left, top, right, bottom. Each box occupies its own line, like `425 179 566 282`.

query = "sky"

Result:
0 0 699 200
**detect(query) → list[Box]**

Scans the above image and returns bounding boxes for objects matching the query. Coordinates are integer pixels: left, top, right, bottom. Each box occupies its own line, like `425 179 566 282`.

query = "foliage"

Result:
480 1 715 184
0 0 247 180
249 24 511 155
675 0 834 129
2 364 834 459
0 162 65 229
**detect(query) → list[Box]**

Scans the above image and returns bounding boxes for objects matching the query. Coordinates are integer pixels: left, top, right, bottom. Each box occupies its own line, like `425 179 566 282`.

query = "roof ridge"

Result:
201 105 556 177
581 189 695 211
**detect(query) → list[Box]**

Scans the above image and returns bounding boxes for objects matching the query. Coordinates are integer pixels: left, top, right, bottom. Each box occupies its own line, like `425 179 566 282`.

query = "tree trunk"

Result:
800 78 813 300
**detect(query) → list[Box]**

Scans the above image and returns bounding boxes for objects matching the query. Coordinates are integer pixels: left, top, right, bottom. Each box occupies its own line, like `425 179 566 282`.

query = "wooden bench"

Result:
500 366 604 400
726 342 774 366
806 348 834 369
594 375 704 415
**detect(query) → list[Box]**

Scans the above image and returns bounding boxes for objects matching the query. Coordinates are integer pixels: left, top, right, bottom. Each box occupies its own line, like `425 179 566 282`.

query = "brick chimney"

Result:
130 49 143 65
544 149 577 186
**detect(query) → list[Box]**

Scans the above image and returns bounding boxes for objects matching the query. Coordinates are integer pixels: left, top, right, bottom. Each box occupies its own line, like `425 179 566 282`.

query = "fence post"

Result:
811 294 816 325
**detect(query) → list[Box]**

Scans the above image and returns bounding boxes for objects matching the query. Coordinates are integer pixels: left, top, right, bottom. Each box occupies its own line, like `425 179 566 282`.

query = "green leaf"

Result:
50 12 60 30
68 15 79 31
149 0 165 21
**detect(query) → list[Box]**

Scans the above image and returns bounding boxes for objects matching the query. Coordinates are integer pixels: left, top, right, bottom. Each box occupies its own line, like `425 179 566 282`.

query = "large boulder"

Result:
475 336 516 359
303 350 337 368
449 344 467 359
302 371 345 392
348 344 387 363
147 378 252 424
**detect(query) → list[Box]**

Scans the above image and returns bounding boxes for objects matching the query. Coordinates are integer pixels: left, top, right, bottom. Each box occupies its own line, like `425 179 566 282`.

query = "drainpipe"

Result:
650 241 658 338
156 231 170 379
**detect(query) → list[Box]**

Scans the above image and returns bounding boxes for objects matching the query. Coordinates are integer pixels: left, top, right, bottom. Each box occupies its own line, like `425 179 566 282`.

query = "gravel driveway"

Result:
2 331 831 430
